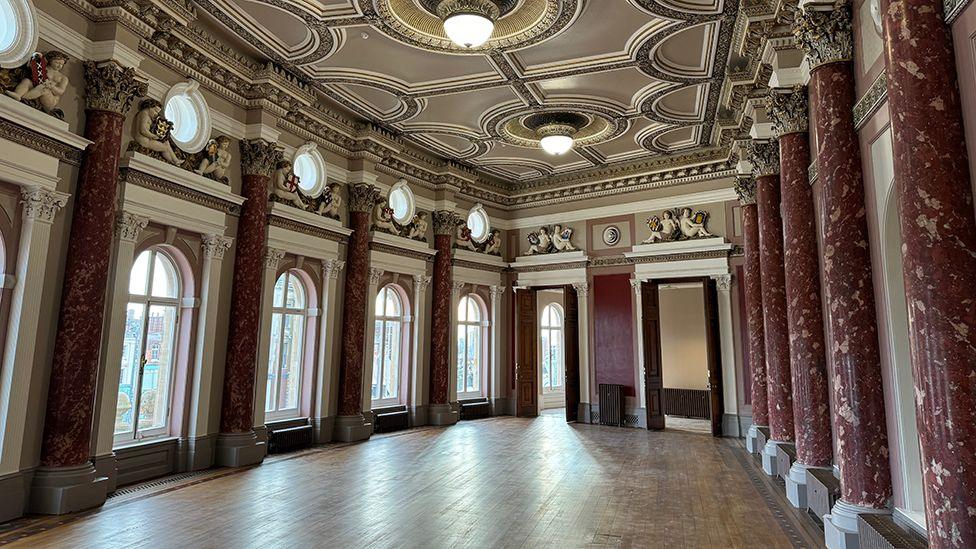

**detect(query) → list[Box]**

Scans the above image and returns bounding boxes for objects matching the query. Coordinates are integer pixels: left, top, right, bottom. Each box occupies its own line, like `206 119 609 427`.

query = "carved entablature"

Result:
642 207 714 244
793 6 853 70
454 222 501 256
526 224 578 255
83 60 145 115
1 51 71 120
432 210 460 236
372 198 429 242
348 183 380 213
734 176 757 205
767 87 808 137
751 141 781 177
269 160 343 220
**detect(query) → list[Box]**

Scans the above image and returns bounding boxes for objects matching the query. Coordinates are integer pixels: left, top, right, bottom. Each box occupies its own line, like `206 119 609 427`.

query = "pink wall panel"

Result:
593 273 636 397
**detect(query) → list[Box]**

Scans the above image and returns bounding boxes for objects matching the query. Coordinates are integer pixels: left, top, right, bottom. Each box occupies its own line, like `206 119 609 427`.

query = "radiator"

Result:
662 388 710 420
807 468 841 522
857 514 928 549
599 383 624 426
267 424 313 454
460 399 490 420
373 408 409 433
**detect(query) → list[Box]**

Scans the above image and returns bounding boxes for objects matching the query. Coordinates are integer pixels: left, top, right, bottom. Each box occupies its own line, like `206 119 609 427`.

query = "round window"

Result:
467 205 490 243
292 143 326 196
388 180 415 224
163 81 211 153
0 0 37 68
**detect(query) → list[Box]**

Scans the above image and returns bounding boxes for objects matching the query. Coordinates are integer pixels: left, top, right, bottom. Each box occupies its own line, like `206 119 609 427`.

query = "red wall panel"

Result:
593 273 637 397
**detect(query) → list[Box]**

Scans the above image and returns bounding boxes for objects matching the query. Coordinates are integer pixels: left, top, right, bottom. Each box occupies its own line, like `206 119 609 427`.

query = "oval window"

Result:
164 81 211 153
388 180 415 224
0 0 37 68
467 204 490 243
292 143 326 196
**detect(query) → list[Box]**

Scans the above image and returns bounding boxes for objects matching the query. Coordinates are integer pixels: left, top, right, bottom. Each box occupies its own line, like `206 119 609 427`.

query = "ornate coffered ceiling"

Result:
194 0 738 186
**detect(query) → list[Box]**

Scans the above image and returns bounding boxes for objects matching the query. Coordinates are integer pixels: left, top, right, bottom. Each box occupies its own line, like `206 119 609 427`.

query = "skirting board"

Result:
0 469 31 522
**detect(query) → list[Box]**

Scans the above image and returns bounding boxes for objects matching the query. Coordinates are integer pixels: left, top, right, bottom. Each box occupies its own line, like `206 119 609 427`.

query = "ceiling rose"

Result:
524 112 587 155
435 0 501 48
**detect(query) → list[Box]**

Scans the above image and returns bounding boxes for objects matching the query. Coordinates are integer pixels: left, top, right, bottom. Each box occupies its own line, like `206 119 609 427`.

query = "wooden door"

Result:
515 288 538 417
703 278 724 436
641 281 665 430
563 285 580 422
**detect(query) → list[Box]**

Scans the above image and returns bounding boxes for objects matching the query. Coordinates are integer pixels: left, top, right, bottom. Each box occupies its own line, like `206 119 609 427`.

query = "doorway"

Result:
641 277 723 436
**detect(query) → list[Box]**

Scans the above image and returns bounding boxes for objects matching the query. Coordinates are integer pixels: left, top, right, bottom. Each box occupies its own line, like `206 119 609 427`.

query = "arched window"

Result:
115 249 181 443
266 271 307 418
372 285 405 405
457 294 483 395
540 303 564 392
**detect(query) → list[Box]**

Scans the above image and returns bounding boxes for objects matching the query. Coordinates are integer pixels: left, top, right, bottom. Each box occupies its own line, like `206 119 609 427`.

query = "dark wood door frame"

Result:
563 285 581 422
640 276 724 436
515 288 539 417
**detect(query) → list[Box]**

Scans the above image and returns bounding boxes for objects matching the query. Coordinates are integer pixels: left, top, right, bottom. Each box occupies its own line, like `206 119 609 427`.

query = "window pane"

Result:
165 94 198 143
274 274 287 309
150 253 179 298
375 288 386 317
456 325 465 392
389 189 409 222
467 325 479 392
286 275 305 309
386 289 400 317
470 298 480 322
383 320 400 400
279 313 304 410
129 251 150 296
138 305 177 432
551 335 562 389
293 153 318 193
116 303 146 436
457 297 467 322
551 308 562 328
372 320 383 400
266 314 283 412
541 329 551 390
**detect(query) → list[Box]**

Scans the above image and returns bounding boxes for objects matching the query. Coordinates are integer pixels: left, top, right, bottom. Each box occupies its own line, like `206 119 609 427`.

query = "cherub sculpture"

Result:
194 136 232 183
132 99 181 164
373 198 396 232
455 222 478 251
679 207 712 239
405 211 428 241
643 209 679 243
484 229 502 255
315 183 342 219
3 51 70 118
272 160 306 208
551 224 577 252
527 226 552 254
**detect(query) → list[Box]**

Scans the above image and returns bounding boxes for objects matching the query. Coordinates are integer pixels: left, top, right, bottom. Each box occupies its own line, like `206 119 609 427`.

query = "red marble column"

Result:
40 62 144 470
751 141 795 451
336 184 378 424
734 177 769 437
881 0 976 544
768 88 832 472
218 140 282 438
428 211 457 407
795 5 892 530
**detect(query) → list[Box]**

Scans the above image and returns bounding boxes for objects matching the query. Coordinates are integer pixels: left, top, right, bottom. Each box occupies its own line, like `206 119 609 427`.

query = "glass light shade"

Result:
443 13 494 48
540 134 574 155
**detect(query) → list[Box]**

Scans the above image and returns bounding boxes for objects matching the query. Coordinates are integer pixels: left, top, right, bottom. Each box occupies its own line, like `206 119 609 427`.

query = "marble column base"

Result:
409 404 429 427
91 452 118 493
746 424 761 453
0 469 31 522
429 403 459 426
786 463 831 510
762 440 782 476
29 463 108 515
312 416 336 444
333 414 373 442
215 430 266 467
824 499 890 549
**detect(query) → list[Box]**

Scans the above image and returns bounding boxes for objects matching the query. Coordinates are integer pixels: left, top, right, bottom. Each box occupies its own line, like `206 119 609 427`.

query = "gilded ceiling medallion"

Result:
370 0 576 54
491 108 624 150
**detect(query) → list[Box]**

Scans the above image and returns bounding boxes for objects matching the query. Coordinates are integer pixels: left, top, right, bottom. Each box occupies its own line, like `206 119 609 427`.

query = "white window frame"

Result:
466 203 490 243
540 303 564 394
163 80 211 153
372 285 405 409
388 179 416 225
0 0 37 68
265 270 307 421
456 294 486 398
114 248 181 447
292 142 327 197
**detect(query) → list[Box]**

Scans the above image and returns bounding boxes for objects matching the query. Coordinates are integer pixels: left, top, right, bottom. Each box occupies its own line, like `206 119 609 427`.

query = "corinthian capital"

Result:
767 87 808 137
793 6 853 70
348 184 379 213
240 139 283 178
432 210 460 236
751 141 780 178
202 234 233 260
83 61 147 115
115 212 149 242
21 187 68 223
733 176 757 205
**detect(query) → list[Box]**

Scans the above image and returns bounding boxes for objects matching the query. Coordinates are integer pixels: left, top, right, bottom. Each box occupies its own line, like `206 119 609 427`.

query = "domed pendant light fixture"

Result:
433 0 502 48
524 112 589 156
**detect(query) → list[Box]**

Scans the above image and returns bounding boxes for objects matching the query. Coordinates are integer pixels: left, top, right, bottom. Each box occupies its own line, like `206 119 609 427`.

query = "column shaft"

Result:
741 201 769 428
428 214 455 406
337 207 372 416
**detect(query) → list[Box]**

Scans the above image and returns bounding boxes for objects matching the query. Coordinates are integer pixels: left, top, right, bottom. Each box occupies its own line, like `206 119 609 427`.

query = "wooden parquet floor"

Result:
3 415 822 548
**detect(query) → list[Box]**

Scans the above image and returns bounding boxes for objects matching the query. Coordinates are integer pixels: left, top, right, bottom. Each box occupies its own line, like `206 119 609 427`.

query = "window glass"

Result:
372 285 406 405
293 153 318 193
0 0 37 68
0 0 18 51
266 271 307 418
129 251 150 296
456 295 484 395
541 304 564 392
150 253 179 298
467 210 488 242
165 94 198 143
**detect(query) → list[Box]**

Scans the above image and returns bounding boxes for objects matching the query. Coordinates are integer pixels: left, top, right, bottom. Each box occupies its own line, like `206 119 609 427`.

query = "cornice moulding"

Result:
0 96 92 152
120 151 245 206
268 201 353 237
369 230 436 256
452 248 509 269
513 250 588 268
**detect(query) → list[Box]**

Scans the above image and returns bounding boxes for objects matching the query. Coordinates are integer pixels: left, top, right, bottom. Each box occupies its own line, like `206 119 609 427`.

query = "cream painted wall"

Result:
658 284 708 390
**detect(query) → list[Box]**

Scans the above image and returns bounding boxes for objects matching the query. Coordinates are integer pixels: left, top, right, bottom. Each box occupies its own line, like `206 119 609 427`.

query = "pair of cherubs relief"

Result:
455 222 501 256
372 199 429 242
526 224 578 255
642 207 713 244
271 154 342 221
1 51 70 119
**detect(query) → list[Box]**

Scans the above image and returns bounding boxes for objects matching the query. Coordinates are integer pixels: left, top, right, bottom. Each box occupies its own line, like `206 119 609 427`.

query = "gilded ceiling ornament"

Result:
793 6 853 70
432 210 461 236
83 60 146 115
239 139 283 179
751 141 781 178
767 87 808 137
734 176 757 205
348 183 380 213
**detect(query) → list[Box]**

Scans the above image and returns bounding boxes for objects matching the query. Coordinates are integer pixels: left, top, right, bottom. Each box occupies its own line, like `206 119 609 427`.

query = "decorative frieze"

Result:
751 141 781 177
20 187 68 223
526 224 578 254
793 6 854 70
767 87 808 137
115 212 149 242
641 207 713 244
239 139 282 178
734 176 757 205
83 60 146 115
201 234 232 259
432 210 460 236
348 183 379 213
853 71 888 130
